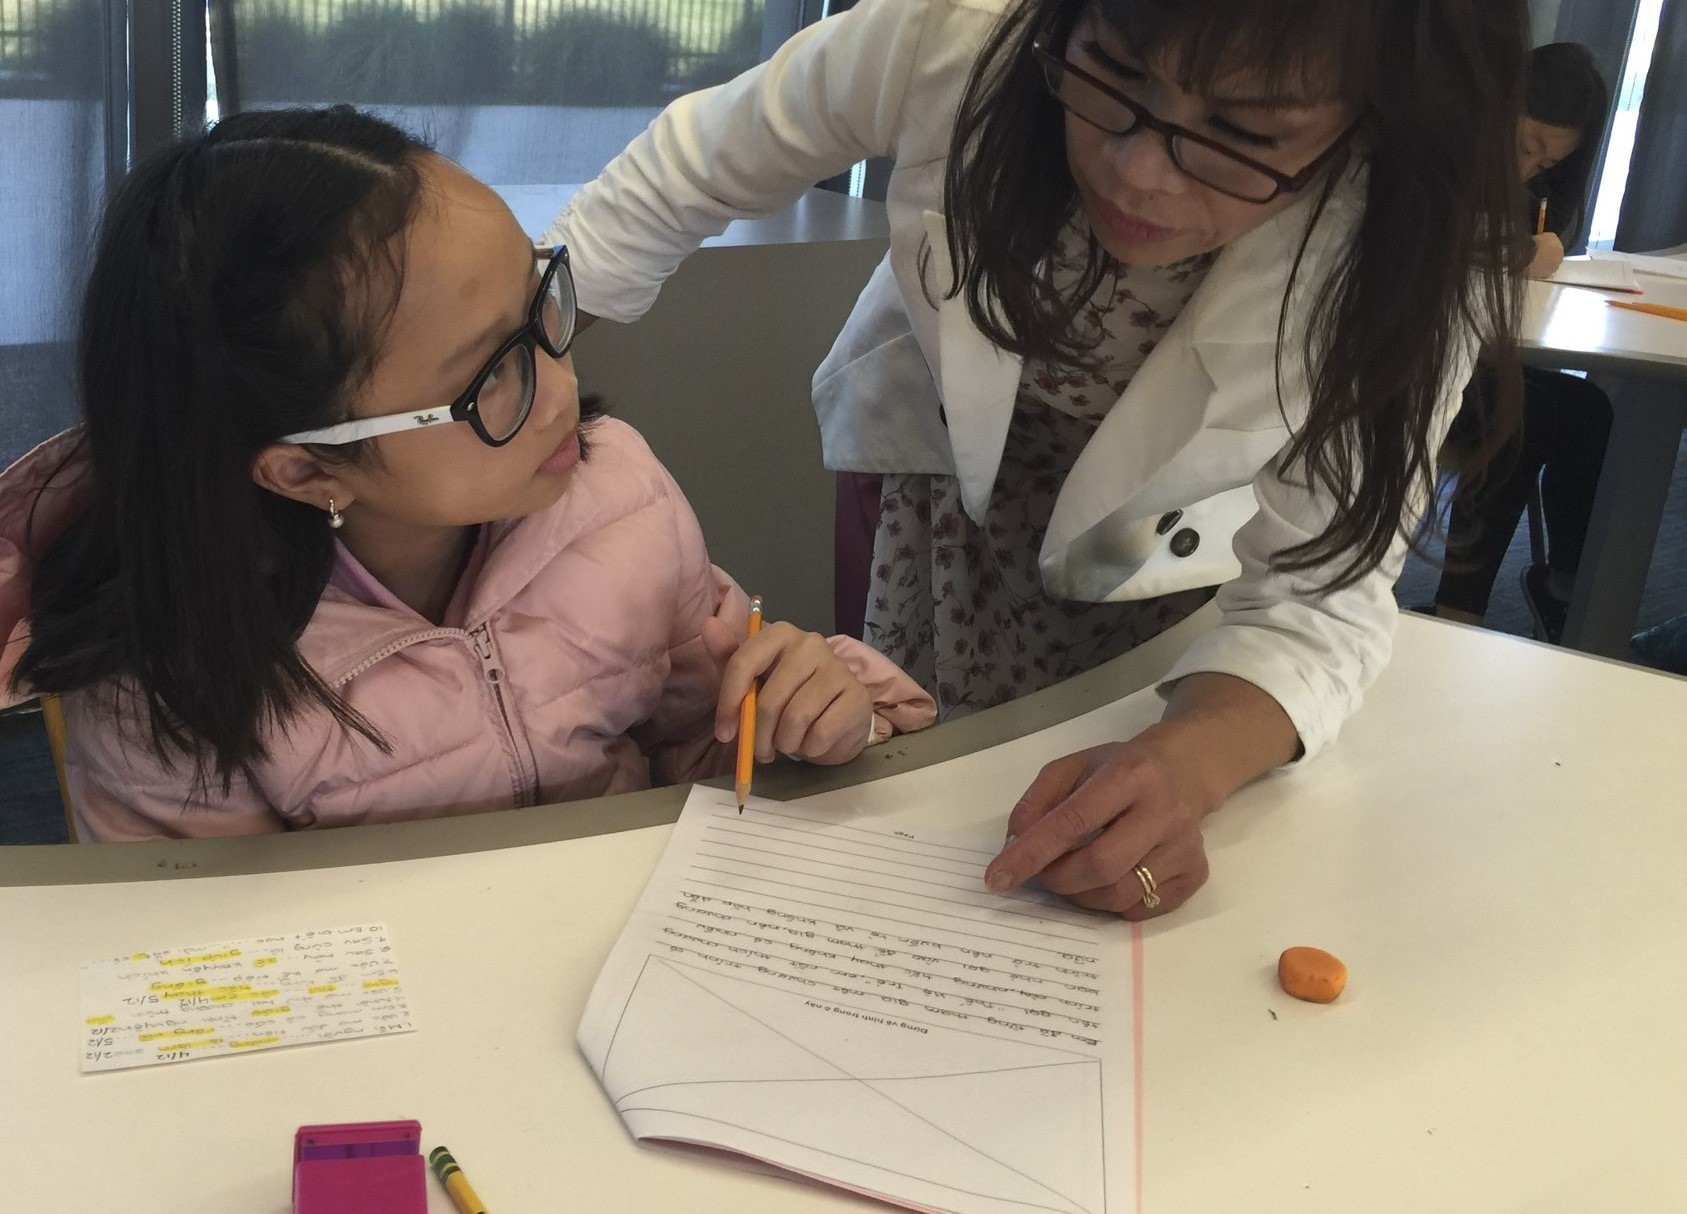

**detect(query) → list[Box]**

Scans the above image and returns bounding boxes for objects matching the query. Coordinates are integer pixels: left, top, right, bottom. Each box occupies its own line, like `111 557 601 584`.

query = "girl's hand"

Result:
702 616 874 766
1527 231 1565 280
982 735 1211 918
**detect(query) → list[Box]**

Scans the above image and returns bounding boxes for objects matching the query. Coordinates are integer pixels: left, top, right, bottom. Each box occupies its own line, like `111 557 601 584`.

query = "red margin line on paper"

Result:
1132 921 1145 1214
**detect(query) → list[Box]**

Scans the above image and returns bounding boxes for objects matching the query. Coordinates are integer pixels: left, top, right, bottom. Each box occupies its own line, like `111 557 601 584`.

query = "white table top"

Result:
3 616 1685 1213
1523 267 1687 380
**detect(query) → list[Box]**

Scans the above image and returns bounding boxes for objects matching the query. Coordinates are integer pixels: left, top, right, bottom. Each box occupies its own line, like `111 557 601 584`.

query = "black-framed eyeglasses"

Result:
282 244 577 448
1032 37 1358 205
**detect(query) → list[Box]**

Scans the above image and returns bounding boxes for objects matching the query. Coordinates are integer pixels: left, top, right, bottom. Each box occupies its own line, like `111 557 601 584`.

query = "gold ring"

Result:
1134 864 1161 910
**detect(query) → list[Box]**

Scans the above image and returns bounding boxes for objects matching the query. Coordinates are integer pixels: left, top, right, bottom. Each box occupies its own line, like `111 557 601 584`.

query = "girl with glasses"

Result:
550 0 1531 917
0 107 934 840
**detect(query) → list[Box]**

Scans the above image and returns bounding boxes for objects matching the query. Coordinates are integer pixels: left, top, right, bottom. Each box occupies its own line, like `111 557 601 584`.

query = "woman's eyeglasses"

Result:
1032 37 1357 205
281 244 577 448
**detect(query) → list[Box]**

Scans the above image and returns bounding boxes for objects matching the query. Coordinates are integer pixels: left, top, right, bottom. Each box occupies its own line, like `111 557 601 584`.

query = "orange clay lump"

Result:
1277 947 1348 1004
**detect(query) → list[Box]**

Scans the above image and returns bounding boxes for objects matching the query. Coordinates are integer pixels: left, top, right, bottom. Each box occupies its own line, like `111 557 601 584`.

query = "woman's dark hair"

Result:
1525 42 1609 246
14 106 432 789
944 0 1531 590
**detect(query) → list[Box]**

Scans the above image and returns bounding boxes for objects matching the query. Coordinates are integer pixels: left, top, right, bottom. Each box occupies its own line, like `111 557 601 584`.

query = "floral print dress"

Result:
863 233 1217 720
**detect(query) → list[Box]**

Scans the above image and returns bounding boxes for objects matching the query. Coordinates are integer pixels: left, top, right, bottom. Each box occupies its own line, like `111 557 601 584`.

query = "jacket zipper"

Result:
469 621 540 807
334 623 540 807
335 628 459 687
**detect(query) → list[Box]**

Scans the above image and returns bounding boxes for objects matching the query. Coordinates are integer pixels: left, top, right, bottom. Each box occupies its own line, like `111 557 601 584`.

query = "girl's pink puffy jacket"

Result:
0 420 935 840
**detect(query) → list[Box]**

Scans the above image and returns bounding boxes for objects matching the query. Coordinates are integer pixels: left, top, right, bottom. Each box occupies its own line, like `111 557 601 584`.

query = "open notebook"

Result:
1590 250 1687 282
579 785 1141 1214
1545 256 1643 293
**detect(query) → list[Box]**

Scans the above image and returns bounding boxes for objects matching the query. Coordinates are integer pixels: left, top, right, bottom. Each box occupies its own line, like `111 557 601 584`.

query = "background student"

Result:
1429 42 1612 643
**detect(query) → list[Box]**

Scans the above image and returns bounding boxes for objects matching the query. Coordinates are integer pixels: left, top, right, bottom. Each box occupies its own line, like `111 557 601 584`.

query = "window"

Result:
0 0 117 468
218 0 788 188
1585 0 1665 250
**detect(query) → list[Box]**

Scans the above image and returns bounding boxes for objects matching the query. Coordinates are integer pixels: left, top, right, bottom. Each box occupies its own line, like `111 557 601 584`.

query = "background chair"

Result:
39 694 75 842
0 698 74 844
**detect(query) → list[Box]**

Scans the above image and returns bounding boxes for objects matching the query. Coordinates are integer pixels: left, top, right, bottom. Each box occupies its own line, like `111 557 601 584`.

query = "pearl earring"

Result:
327 499 344 530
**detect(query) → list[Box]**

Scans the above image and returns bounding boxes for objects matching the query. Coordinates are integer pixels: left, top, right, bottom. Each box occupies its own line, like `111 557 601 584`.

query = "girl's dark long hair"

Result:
944 0 1530 590
1526 42 1609 246
13 106 431 789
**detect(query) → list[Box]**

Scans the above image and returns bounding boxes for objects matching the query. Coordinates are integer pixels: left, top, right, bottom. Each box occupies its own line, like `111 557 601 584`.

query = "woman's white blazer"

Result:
546 0 1474 757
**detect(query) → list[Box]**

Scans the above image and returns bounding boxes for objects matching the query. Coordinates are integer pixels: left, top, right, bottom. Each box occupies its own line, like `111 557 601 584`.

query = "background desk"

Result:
1522 272 1687 656
3 615 1685 1212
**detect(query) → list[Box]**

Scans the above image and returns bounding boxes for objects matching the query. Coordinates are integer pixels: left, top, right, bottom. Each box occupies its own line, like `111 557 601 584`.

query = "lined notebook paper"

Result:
579 786 1140 1214
1546 257 1642 293
1590 250 1687 281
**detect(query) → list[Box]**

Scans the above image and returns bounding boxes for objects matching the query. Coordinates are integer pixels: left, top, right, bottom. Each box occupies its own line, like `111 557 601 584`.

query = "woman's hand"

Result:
703 616 874 765
982 733 1211 918
1526 231 1565 280
983 672 1300 918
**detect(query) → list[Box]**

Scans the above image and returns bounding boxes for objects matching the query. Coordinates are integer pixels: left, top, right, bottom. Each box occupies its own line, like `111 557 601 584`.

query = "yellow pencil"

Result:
735 596 764 813
1535 197 1548 235
428 1146 490 1214
1607 299 1687 323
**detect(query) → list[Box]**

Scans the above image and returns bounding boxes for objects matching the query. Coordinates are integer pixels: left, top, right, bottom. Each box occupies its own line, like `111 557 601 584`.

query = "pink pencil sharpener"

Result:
293 1120 428 1214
